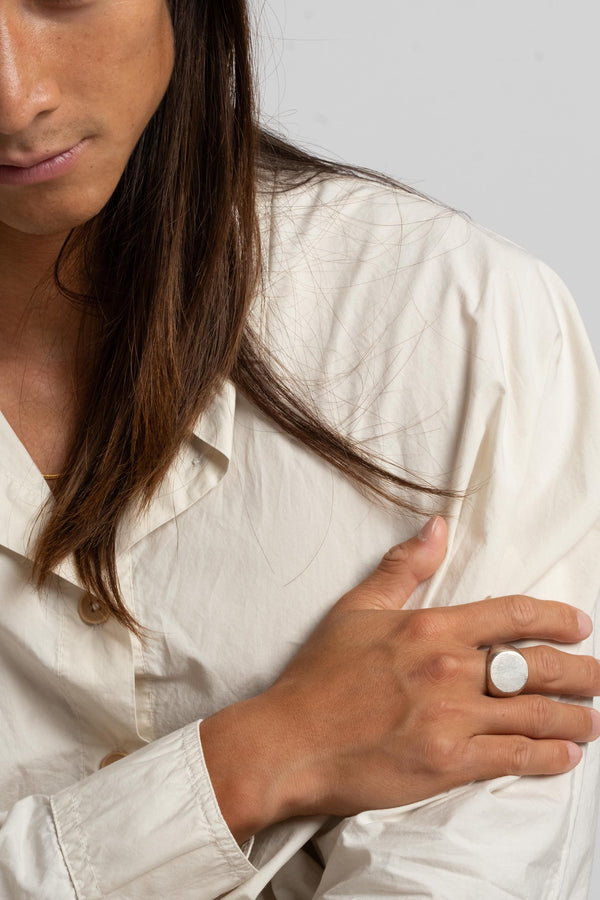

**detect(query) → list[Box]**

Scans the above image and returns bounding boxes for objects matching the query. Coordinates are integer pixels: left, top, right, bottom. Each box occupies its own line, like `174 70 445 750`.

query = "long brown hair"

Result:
33 0 471 637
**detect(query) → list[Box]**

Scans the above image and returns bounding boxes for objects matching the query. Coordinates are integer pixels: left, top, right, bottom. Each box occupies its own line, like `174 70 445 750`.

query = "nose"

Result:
0 16 60 136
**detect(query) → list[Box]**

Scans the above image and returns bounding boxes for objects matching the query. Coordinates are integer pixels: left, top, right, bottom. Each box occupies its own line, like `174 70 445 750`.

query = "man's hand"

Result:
200 516 600 842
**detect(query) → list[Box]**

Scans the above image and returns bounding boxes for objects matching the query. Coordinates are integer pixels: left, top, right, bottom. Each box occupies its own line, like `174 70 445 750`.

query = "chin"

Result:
0 158 128 238
1 194 111 238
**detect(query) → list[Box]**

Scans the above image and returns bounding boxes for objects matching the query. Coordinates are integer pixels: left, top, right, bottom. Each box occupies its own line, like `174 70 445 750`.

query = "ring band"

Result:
486 644 529 697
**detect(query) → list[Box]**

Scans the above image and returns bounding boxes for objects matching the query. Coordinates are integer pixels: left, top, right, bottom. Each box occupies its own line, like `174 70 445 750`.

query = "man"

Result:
1 2 599 897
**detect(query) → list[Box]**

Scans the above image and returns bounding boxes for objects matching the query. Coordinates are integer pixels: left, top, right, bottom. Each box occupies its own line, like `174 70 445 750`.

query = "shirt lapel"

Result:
115 379 236 556
0 381 236 588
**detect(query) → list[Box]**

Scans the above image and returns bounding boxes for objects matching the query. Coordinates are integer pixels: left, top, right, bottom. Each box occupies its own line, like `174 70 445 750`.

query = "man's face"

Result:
0 0 175 238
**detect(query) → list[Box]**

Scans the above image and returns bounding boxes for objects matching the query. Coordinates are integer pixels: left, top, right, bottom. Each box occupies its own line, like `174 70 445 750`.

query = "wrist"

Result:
199 692 312 843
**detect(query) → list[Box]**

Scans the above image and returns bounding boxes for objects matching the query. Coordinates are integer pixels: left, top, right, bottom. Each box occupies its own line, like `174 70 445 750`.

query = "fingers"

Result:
464 645 600 698
520 646 600 696
443 594 592 647
336 515 448 612
480 694 600 743
465 735 582 780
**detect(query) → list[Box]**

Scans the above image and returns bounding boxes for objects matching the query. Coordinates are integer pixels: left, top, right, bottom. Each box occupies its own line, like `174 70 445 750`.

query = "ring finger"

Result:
474 645 600 697
522 645 600 696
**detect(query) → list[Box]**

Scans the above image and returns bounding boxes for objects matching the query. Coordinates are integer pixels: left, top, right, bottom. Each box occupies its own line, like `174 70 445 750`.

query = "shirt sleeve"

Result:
311 258 600 899
0 720 257 899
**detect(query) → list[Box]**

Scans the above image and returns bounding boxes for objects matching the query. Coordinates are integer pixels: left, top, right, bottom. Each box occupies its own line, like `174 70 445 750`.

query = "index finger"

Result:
441 595 592 647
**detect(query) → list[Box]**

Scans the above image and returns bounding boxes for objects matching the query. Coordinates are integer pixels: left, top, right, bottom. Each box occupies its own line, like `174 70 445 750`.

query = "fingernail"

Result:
577 610 593 637
567 742 583 765
418 515 440 543
591 709 600 738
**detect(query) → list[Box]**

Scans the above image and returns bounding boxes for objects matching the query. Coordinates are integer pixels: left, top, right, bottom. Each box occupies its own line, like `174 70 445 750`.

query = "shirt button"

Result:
99 751 128 769
78 594 110 626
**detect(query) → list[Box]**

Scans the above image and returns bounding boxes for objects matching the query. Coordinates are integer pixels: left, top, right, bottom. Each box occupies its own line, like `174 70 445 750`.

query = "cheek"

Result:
0 4 175 236
71 3 175 142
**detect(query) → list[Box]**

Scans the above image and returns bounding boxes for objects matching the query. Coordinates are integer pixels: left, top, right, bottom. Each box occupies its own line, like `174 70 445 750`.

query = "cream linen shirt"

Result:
1 176 600 899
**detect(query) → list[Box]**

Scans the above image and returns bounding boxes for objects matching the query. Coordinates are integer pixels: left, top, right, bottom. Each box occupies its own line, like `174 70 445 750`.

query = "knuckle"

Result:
583 655 600 688
529 695 553 731
550 742 571 771
536 647 563 684
406 610 443 642
422 734 461 773
356 586 395 611
509 738 533 772
421 652 462 685
556 603 578 633
585 707 597 734
381 544 411 567
424 698 461 723
504 595 538 632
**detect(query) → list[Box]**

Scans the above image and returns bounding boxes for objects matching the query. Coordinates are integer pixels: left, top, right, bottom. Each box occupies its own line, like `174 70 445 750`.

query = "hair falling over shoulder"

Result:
32 0 469 636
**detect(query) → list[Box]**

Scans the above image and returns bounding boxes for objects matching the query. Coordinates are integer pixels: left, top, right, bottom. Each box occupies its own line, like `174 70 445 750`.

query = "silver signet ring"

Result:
486 644 529 697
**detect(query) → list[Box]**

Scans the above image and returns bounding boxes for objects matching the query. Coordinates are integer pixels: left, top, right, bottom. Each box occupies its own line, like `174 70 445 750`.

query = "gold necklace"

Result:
42 473 63 480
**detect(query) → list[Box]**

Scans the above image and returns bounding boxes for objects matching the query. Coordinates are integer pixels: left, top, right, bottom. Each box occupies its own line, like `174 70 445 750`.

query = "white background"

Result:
251 0 600 894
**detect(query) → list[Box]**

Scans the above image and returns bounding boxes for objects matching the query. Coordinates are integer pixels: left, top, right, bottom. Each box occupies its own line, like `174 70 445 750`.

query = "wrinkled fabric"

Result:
1 176 599 898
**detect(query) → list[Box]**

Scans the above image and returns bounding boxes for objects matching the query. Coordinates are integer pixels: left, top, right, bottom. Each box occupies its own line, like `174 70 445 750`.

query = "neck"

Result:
0 224 98 476
0 223 87 366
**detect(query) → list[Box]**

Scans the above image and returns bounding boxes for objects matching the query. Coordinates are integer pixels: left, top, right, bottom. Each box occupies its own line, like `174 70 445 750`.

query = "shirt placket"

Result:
55 551 146 778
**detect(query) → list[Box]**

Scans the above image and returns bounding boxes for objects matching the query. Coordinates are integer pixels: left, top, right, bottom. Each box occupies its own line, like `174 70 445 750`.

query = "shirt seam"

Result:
48 796 80 900
51 787 105 900
126 556 156 743
183 720 257 883
56 588 86 782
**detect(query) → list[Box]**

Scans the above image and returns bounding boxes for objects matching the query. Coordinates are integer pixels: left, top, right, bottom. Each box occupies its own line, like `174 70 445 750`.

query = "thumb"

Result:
337 515 448 611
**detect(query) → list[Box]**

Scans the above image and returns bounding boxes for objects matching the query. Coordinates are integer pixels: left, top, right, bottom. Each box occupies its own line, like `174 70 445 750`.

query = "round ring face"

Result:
488 647 529 696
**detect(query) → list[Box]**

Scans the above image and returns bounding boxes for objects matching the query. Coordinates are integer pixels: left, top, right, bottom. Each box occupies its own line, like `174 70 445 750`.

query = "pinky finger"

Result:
466 735 583 780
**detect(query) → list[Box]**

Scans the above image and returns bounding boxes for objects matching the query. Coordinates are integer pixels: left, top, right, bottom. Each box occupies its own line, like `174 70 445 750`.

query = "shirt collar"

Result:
191 378 236 463
117 376 236 546
0 379 237 590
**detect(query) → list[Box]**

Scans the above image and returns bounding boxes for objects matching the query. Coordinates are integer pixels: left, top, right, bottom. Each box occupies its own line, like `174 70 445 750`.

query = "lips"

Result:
0 140 87 186
0 148 76 169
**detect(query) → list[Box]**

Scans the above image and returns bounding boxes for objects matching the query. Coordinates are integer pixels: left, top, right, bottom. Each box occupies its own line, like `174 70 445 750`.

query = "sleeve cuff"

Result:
51 720 257 899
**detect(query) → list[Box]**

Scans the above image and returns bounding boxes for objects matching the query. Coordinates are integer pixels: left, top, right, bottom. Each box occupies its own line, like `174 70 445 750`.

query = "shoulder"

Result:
261 170 537 277
252 172 597 508
257 172 569 382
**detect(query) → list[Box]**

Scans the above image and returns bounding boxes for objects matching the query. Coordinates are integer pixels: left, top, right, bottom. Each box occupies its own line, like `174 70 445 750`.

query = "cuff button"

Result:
99 751 129 769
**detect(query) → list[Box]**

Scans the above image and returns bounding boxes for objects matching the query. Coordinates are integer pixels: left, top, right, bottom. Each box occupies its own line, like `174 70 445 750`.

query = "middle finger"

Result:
479 693 600 743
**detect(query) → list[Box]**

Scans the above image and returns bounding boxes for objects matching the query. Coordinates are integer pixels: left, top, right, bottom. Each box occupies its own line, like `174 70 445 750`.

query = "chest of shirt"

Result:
0 380 473 811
